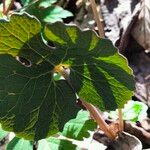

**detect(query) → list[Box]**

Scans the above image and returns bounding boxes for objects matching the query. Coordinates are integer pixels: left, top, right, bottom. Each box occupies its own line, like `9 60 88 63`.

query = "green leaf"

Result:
0 54 79 140
43 6 73 23
109 100 148 122
21 0 30 6
62 110 97 140
45 22 135 111
7 137 33 150
0 13 79 141
38 137 78 150
0 124 8 140
23 2 73 24
21 0 57 6
0 11 3 18
0 13 50 63
0 13 134 140
39 0 58 8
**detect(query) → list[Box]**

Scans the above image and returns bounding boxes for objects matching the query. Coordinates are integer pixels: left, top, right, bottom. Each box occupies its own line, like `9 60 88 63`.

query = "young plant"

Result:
0 0 135 148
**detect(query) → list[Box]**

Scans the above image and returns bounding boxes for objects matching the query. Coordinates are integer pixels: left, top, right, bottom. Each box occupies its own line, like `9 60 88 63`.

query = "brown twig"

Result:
3 0 15 15
81 100 117 139
118 109 124 132
89 0 105 38
2 0 6 14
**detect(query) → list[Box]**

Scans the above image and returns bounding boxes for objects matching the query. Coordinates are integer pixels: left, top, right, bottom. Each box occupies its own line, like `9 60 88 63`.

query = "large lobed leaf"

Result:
0 13 134 140
45 22 135 110
0 54 79 140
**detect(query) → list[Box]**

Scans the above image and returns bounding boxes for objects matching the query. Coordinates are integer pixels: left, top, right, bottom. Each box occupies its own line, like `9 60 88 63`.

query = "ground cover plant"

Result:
1 0 148 149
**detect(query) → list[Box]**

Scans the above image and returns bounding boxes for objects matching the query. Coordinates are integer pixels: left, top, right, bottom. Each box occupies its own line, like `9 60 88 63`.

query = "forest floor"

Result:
0 0 150 149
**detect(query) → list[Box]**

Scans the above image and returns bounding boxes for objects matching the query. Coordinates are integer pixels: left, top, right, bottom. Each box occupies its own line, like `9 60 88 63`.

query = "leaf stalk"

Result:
3 0 15 15
118 108 124 131
2 0 6 14
81 100 116 139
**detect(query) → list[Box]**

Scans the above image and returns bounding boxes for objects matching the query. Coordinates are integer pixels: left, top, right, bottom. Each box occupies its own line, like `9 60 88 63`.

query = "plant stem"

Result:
118 109 124 131
2 0 6 14
89 0 105 38
63 68 116 139
81 100 116 139
3 0 15 15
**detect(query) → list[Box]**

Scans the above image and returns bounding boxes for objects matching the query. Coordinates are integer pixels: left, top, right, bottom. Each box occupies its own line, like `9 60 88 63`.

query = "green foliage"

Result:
7 137 33 150
0 13 57 63
0 124 8 140
109 100 148 122
38 137 79 150
38 0 57 8
62 110 97 140
0 11 3 17
45 22 134 110
0 13 134 140
21 0 73 24
21 0 57 6
0 54 79 140
21 0 30 6
0 11 2 17
0 110 96 149
6 137 78 150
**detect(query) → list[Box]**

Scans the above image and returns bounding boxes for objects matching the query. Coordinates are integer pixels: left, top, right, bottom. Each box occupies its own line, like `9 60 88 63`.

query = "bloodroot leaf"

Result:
45 22 135 111
0 13 80 141
0 55 79 140
0 13 134 141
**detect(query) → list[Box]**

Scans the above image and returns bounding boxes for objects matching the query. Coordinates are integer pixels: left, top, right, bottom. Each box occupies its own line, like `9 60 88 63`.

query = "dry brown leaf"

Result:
131 0 150 53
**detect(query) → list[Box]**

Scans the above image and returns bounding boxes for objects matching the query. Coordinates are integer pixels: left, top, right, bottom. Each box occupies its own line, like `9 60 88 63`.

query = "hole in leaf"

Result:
16 56 32 67
48 41 56 48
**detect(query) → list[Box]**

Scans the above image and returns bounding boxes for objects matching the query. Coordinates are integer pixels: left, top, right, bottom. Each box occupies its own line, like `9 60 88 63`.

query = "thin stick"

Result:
118 108 124 131
2 0 6 14
4 0 15 15
89 0 105 37
82 100 116 139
